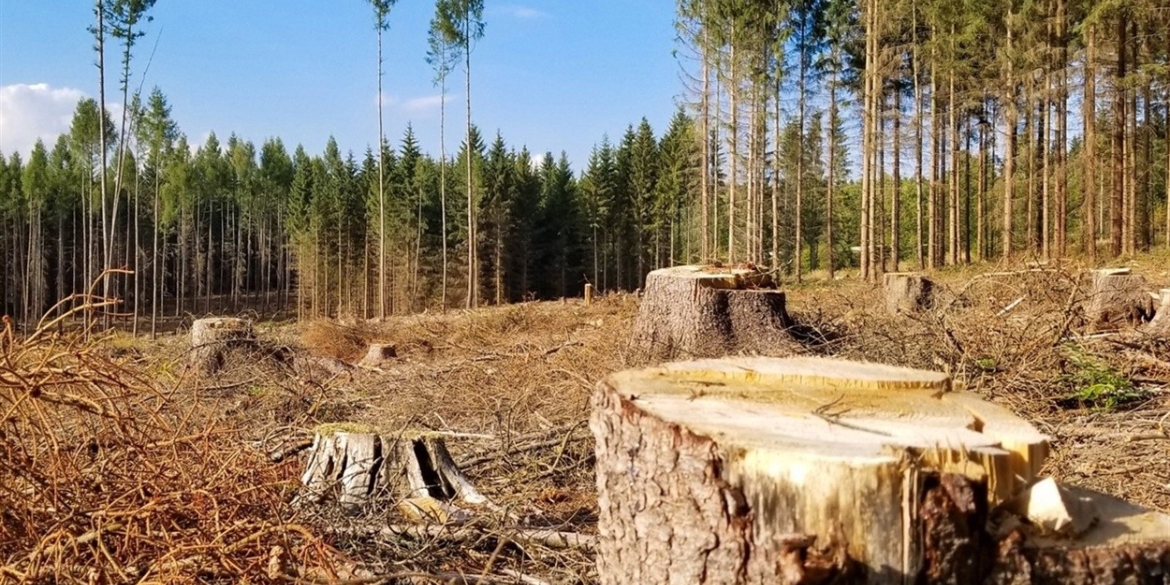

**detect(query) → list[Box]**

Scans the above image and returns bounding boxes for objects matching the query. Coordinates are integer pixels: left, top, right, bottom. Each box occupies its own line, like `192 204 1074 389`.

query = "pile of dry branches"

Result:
0 299 342 583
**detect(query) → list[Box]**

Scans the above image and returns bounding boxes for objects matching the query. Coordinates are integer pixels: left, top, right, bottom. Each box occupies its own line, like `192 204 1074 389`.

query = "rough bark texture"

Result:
884 272 935 315
1084 269 1154 331
591 357 1170 585
590 375 851 585
300 429 486 510
629 265 798 362
1142 289 1170 337
189 317 254 375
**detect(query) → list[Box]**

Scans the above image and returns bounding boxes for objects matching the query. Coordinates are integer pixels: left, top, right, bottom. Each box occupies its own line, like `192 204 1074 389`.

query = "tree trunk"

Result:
628 265 797 362
1110 14 1126 258
1085 26 1098 262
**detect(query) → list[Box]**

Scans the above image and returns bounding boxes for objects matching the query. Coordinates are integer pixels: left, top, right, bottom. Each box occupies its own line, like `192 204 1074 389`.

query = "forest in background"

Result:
1 0 1169 332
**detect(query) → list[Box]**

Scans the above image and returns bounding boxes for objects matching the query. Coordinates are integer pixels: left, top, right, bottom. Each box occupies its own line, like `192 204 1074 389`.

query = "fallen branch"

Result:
333 523 596 551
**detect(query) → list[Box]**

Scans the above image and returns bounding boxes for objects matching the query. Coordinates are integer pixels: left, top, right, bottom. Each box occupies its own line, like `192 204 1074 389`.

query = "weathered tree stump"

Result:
299 425 488 514
1142 288 1170 337
358 343 397 368
189 317 254 375
884 272 934 315
590 356 1170 584
1085 268 1155 331
629 265 796 362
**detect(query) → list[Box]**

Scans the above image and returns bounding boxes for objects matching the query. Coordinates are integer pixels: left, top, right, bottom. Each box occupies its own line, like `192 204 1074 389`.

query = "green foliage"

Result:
1062 346 1146 411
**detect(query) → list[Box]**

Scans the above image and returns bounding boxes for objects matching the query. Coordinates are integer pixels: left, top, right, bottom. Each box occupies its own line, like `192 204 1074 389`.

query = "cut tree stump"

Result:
299 424 489 512
629 265 796 361
189 317 254 375
591 356 1170 585
1142 288 1170 337
884 272 934 315
1085 268 1155 331
358 343 397 367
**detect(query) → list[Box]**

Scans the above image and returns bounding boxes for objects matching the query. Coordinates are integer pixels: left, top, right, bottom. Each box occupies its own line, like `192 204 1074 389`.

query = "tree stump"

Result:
591 356 1170 584
1142 288 1170 337
884 272 934 315
189 317 254 375
629 265 797 362
1085 268 1155 331
299 425 488 514
358 343 397 368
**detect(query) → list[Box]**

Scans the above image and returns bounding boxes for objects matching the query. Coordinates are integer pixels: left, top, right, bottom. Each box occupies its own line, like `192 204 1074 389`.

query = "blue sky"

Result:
0 1 684 171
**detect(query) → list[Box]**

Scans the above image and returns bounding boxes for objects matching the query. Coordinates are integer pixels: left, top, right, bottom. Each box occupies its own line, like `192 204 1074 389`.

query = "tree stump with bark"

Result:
629 265 797 362
299 425 488 516
1085 268 1155 331
1142 288 1170 337
884 272 934 315
590 356 1170 584
189 317 254 375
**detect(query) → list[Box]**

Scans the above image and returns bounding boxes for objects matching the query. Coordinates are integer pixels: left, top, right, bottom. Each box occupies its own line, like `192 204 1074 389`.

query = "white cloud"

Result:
401 94 444 113
0 83 87 156
503 5 549 19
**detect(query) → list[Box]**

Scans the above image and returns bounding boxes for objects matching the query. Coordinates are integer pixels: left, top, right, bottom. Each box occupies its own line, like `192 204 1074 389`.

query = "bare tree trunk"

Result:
928 37 939 269
826 67 837 280
701 13 710 262
1055 0 1068 257
377 20 387 319
439 73 449 311
1003 12 1016 261
728 45 738 265
890 81 901 270
1110 14 1126 258
464 19 476 309
1085 26 1098 262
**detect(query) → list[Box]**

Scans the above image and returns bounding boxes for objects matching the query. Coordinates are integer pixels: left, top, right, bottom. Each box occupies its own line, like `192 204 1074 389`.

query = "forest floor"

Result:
6 255 1170 583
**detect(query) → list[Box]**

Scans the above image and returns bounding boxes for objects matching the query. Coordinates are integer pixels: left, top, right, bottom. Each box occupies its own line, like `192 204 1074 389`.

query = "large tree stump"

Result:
1085 268 1155 331
189 317 254 375
590 357 1170 585
884 272 934 315
629 265 797 361
299 425 488 515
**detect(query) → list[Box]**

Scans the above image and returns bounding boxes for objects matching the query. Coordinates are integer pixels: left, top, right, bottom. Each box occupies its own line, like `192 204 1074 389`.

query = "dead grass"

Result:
299 320 381 361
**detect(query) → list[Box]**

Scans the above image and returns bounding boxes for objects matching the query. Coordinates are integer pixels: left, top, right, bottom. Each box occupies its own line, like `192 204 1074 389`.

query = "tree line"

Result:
3 0 1170 331
677 0 1170 282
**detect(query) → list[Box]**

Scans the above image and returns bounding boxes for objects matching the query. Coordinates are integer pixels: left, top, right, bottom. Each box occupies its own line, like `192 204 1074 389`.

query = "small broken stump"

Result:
189 317 254 375
629 264 796 362
1085 268 1155 331
591 356 1170 584
299 424 488 516
358 343 397 368
884 272 934 315
1142 288 1170 337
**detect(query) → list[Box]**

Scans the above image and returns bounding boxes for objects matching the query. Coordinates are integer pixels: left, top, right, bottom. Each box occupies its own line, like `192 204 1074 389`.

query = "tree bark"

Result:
189 317 254 375
1084 26 1098 262
1110 14 1127 258
629 265 797 362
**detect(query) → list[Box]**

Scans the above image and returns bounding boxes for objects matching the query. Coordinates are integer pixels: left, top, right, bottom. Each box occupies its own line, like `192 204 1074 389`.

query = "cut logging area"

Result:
7 258 1170 582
